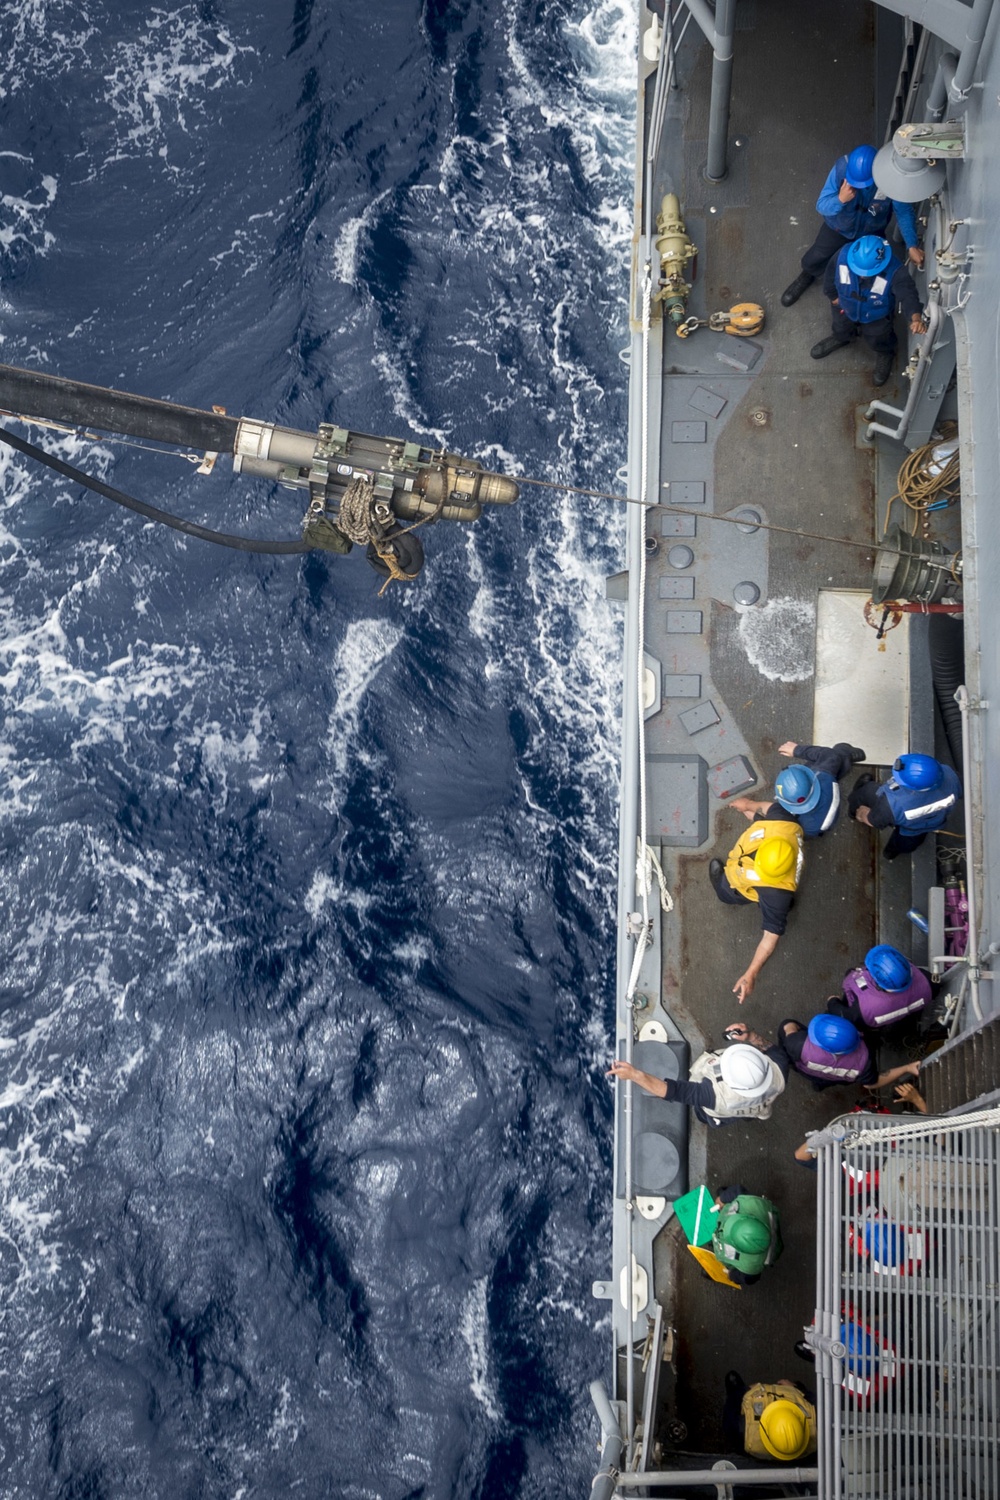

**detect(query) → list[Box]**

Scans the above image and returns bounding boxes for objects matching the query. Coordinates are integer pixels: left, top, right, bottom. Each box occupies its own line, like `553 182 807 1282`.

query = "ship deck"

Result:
623 0 948 1459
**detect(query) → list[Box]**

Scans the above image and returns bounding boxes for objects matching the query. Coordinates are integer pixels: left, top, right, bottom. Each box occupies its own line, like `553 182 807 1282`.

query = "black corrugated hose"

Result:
0 424 310 554
929 611 965 780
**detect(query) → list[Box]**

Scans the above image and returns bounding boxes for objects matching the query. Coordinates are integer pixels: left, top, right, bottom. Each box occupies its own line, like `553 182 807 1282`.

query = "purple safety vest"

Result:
844 965 932 1028
795 1034 871 1082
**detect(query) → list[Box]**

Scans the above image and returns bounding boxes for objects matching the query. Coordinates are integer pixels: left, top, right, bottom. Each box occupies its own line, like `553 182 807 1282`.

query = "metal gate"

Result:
810 1110 1000 1499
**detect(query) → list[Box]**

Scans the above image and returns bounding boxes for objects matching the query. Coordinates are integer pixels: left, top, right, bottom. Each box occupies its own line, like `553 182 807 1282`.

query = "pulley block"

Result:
676 302 765 339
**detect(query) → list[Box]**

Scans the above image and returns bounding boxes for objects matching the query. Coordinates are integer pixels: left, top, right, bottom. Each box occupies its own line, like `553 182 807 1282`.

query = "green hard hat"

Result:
726 1215 771 1255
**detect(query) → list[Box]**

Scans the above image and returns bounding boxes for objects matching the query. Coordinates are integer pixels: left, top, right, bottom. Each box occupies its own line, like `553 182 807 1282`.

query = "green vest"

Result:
712 1193 783 1277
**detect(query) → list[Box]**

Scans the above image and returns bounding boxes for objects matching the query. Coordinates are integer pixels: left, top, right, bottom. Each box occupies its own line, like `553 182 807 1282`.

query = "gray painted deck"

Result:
631 0 931 1456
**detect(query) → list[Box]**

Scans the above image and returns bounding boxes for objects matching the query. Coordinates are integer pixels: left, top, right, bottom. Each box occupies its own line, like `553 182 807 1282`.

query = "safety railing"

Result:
807 1109 1000 1499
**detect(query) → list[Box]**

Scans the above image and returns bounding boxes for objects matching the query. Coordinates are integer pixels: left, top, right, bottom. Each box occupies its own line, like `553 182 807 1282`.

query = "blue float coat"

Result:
816 155 919 247
822 249 922 323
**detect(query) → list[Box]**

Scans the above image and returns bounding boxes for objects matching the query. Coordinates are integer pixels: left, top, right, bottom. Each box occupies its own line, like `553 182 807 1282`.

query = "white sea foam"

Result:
304 871 341 920
0 8 98 95
737 596 817 682
102 7 253 168
324 616 404 798
370 349 449 447
0 1026 94 1290
267 1376 302 1449
332 190 392 287
0 169 57 256
461 1276 501 1420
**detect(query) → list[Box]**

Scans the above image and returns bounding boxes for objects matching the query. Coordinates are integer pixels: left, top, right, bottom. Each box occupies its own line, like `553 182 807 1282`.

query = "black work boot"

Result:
811 335 850 359
709 858 724 892
873 352 894 387
781 270 814 307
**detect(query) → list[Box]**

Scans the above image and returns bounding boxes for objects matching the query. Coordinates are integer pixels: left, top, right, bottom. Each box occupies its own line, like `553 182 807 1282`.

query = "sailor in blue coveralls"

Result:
810 234 926 386
848 752 962 860
781 144 924 307
730 739 865 839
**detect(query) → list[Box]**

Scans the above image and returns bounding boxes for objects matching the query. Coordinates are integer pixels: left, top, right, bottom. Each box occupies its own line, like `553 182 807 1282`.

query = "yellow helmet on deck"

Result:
759 1398 810 1460
756 837 796 879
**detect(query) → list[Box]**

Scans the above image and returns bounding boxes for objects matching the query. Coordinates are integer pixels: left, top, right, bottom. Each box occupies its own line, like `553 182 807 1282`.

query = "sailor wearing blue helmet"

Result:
832 944 934 1030
730 738 864 839
810 235 926 387
848 752 962 858
781 144 924 308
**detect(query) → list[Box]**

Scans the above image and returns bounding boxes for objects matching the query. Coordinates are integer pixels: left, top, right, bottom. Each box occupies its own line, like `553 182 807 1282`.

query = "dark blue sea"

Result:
0 3 632 1494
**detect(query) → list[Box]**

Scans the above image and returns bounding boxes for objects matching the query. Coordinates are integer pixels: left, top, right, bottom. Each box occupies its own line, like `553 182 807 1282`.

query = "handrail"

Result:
643 6 694 248
612 1467 819 1488
955 685 985 1022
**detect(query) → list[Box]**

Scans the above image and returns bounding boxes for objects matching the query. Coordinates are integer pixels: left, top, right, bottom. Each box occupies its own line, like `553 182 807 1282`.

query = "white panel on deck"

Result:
813 589 909 766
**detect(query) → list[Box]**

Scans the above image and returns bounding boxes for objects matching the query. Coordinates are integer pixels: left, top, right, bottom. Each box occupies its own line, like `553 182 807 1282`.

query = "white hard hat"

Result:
720 1044 771 1097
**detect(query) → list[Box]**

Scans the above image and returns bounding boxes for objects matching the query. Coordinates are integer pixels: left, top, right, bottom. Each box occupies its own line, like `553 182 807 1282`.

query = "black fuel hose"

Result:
0 424 310 554
929 611 965 779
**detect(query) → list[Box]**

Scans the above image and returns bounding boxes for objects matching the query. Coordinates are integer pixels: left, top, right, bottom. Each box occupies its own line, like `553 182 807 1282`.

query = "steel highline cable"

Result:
3 413 943 565
514 473 887 556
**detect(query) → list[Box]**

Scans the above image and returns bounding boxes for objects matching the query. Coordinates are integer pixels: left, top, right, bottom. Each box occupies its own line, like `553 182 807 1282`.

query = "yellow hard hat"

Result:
756 837 795 879
759 1398 810 1461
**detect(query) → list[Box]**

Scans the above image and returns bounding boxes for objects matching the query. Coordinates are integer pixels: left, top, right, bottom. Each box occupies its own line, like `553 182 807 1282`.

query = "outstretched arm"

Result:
873 1060 921 1090
729 796 773 821
733 931 780 1003
607 1059 667 1097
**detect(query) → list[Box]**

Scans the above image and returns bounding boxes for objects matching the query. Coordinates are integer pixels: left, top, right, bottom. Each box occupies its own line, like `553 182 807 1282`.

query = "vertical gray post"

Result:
950 0 995 100
590 1433 625 1500
706 0 736 182
589 1382 624 1500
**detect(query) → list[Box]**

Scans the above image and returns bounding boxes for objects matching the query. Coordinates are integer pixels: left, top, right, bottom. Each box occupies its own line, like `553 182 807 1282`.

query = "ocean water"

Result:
0 2 634 1494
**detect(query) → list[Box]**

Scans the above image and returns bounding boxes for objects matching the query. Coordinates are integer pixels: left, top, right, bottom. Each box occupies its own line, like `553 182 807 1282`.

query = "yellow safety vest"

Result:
741 1382 817 1460
724 818 804 901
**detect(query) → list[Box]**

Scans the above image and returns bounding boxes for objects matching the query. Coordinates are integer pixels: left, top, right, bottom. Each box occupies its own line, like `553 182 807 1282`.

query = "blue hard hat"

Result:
808 1013 860 1056
845 144 877 188
840 1319 874 1375
864 1220 903 1268
893 753 942 790
846 235 893 278
865 944 912 993
775 765 821 815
